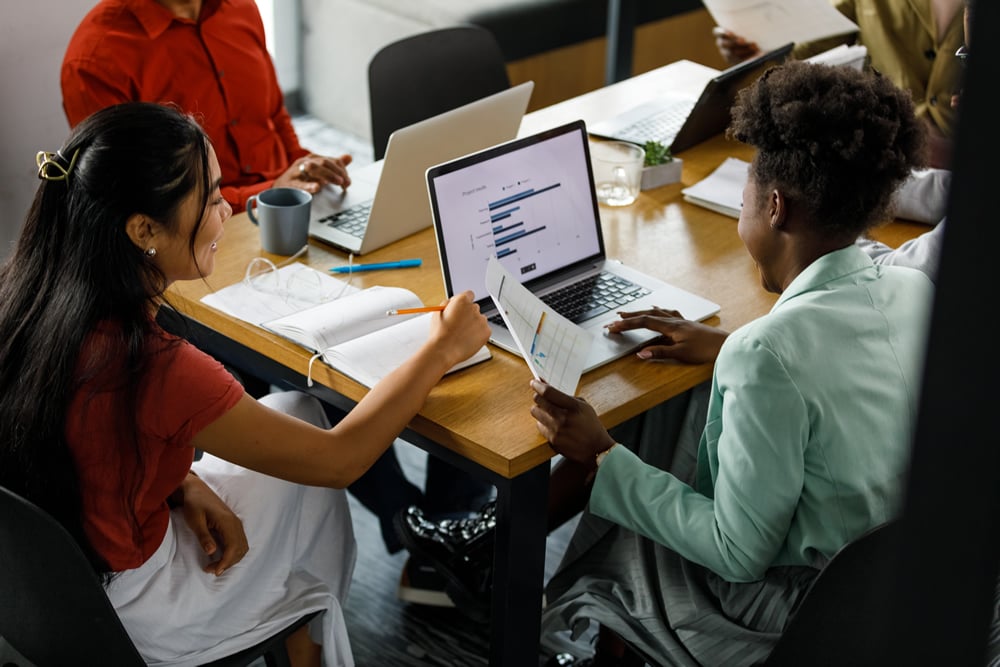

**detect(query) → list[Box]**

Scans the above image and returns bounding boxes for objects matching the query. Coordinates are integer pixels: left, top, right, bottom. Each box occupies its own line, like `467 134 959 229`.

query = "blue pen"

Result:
329 258 422 273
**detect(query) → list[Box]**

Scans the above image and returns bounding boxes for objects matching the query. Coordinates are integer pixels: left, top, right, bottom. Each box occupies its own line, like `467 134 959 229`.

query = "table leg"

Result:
489 462 550 667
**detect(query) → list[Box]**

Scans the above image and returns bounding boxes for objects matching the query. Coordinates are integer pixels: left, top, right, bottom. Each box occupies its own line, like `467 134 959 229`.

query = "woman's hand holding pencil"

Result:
386 305 447 316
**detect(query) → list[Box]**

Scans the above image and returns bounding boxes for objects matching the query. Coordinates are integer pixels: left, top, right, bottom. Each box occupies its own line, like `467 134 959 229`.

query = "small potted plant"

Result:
640 140 682 191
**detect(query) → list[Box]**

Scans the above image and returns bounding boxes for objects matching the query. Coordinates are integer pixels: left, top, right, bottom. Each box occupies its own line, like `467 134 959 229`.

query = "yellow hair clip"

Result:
36 148 80 182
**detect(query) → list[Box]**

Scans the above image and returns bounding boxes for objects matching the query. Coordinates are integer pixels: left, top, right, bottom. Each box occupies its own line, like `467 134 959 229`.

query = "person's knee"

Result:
258 391 331 429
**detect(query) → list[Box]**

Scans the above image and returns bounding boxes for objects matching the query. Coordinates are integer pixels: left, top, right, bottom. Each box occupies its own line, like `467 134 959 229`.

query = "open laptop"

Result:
308 81 534 254
427 120 721 373
588 43 793 153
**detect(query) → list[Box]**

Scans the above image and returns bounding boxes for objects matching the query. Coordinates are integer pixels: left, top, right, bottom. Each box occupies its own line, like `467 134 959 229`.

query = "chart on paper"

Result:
486 256 591 394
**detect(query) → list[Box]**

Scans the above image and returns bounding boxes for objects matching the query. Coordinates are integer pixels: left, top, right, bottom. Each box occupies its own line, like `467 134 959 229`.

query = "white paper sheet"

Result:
703 0 859 52
681 157 749 219
485 256 591 395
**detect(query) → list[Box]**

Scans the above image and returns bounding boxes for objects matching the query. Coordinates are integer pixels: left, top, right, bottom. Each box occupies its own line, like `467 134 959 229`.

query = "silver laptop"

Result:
308 81 534 254
588 43 792 153
427 120 720 372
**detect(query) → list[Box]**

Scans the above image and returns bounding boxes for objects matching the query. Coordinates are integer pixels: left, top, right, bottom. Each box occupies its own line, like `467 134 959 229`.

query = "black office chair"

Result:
760 519 901 666
367 24 511 161
0 484 318 667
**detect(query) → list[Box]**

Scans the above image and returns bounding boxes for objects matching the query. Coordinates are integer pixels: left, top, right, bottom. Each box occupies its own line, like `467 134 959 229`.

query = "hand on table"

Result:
608 307 728 364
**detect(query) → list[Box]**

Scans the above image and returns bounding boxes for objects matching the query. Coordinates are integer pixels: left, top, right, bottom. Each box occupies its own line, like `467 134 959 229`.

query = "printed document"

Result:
703 0 858 52
485 256 591 395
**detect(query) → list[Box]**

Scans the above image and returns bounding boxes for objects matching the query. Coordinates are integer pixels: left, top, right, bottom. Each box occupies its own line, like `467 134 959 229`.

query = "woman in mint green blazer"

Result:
533 61 934 666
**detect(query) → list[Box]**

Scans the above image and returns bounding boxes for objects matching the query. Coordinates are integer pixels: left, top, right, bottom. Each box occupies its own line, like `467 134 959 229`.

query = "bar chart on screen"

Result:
486 256 591 394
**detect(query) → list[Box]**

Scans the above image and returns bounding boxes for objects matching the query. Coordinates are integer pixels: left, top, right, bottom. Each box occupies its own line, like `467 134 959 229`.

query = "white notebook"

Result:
681 157 750 219
261 286 491 389
201 266 490 388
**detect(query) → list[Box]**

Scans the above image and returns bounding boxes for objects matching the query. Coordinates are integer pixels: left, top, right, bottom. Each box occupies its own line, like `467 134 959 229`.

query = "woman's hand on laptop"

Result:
608 307 728 364
276 153 353 194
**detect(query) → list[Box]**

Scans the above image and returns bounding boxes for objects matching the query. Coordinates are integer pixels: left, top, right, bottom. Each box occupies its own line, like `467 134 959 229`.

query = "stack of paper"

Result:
681 157 749 219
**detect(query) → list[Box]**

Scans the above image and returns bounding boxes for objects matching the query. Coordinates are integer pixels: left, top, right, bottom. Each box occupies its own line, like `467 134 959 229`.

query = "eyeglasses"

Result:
243 245 354 305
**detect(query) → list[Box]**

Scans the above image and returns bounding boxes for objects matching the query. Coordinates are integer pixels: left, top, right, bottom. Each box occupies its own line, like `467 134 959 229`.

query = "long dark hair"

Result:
0 102 211 578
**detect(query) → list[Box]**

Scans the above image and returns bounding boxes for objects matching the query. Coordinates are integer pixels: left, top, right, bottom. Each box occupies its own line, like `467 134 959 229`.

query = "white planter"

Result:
640 158 683 191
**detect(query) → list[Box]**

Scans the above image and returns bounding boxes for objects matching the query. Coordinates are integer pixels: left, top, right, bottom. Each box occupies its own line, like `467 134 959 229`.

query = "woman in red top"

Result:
61 0 352 212
0 102 490 667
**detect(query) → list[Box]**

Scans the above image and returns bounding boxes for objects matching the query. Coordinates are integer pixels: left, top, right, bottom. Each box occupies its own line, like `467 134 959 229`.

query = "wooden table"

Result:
165 60 927 667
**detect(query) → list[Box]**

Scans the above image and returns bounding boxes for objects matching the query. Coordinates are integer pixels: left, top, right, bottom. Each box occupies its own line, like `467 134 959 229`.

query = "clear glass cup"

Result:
591 140 644 206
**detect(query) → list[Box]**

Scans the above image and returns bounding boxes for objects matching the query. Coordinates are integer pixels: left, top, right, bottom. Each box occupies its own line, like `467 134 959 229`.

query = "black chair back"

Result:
762 520 902 666
0 484 317 667
368 25 510 161
0 485 146 665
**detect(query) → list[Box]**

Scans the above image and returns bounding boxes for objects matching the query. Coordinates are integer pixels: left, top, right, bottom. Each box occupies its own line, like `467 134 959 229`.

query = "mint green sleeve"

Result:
589 333 807 582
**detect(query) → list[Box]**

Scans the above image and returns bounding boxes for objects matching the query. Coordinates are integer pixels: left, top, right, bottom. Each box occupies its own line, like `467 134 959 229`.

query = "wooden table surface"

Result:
167 128 925 480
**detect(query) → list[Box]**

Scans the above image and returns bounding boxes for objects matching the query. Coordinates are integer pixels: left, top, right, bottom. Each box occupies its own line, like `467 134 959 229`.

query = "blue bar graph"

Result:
490 206 520 222
493 221 524 235
488 183 561 210
495 225 547 247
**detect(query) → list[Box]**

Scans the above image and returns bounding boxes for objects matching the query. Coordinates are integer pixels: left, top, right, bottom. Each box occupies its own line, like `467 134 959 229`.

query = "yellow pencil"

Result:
385 305 447 316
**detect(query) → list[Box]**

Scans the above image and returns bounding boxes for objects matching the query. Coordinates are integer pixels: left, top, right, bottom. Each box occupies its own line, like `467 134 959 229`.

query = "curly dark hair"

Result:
726 60 926 240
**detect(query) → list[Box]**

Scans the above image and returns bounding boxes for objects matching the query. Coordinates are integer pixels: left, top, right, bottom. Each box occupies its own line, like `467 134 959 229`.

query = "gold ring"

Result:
299 162 306 174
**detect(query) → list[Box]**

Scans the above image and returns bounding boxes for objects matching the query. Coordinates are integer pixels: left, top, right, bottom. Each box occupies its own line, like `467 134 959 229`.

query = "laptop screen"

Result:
428 121 604 305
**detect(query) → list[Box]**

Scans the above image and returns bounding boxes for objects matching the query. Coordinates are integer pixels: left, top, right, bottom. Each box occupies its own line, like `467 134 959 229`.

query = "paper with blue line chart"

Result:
486 256 591 395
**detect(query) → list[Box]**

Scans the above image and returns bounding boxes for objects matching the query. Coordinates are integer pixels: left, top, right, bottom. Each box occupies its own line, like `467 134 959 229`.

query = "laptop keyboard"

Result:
490 271 651 328
318 201 372 239
614 99 695 145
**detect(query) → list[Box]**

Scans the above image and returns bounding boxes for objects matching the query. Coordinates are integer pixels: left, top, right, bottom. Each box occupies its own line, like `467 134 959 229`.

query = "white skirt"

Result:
106 392 357 666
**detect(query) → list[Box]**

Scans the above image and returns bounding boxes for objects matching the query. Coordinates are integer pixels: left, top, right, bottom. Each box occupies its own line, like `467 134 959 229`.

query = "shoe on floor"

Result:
393 501 496 623
397 556 455 608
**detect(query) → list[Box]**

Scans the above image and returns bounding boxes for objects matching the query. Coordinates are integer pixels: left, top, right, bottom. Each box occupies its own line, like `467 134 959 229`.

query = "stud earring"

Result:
145 247 157 257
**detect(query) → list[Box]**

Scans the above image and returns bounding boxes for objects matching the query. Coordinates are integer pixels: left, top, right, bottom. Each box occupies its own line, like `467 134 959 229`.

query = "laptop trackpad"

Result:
584 326 657 367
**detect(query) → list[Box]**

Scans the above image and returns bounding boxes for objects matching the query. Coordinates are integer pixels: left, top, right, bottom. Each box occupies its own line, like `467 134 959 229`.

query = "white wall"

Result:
0 0 94 261
259 0 301 93
0 1 298 263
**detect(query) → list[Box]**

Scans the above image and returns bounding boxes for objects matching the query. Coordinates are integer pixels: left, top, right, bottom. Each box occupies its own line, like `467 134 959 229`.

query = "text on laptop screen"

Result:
430 126 602 303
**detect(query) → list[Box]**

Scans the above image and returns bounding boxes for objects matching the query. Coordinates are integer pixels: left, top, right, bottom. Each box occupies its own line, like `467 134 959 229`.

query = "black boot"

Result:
393 501 496 622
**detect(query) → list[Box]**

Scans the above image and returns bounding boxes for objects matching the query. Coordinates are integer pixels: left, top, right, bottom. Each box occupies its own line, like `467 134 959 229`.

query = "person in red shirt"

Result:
61 0 351 212
0 102 490 665
61 1 497 601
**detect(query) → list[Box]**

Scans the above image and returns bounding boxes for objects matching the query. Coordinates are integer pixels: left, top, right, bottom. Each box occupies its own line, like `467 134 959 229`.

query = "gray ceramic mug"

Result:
246 187 312 255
